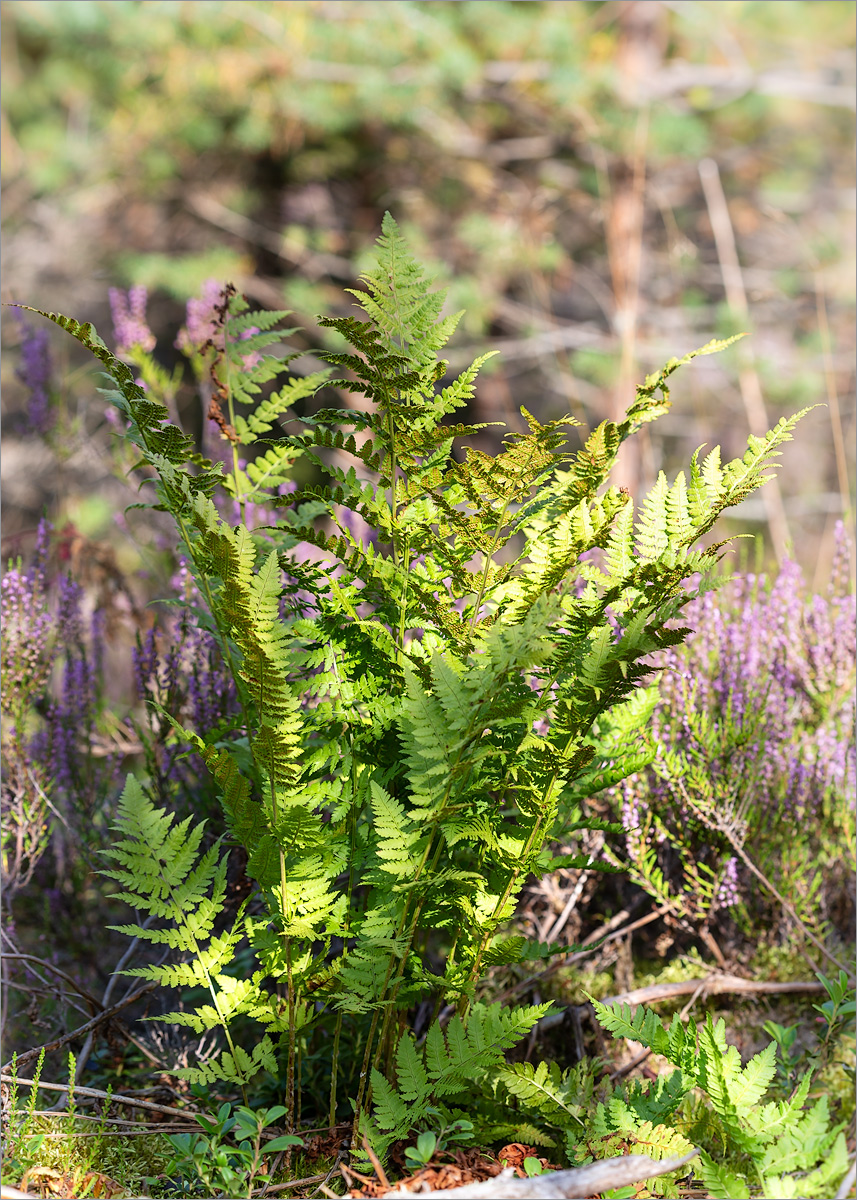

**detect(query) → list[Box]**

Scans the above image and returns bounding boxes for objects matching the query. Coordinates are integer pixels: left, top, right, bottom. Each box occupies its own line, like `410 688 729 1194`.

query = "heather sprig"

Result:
13 311 55 435
1 522 54 894
1 520 55 727
614 525 856 938
131 559 242 806
109 285 156 357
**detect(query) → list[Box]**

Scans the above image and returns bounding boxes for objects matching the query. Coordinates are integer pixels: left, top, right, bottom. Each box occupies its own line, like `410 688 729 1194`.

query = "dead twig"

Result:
698 156 792 563
252 1172 333 1196
719 827 852 979
0 1073 199 1121
362 1135 391 1192
1 982 158 1074
19 1109 189 1127
540 973 827 1035
495 902 671 1005
377 1150 699 1198
186 192 352 281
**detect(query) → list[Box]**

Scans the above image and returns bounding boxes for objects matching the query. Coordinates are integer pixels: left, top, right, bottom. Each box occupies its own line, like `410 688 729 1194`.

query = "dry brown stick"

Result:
602 974 828 1008
23 1110 182 1127
0 1074 199 1120
715 822 853 980
0 981 158 1074
362 1135 391 1192
378 1150 699 1199
24 1125 199 1137
538 975 827 1035
186 191 353 281
814 272 854 594
1 954 102 1014
496 902 672 1005
698 156 792 564
251 1173 331 1196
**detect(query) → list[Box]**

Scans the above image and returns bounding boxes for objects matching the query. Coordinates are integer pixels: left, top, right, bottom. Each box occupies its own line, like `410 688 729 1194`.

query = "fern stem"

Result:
461 798 558 1011
462 720 585 1007
286 937 296 1136
371 830 447 1074
468 499 511 632
356 826 444 1131
351 967 394 1148
328 1012 342 1131
222 301 246 526
397 534 411 653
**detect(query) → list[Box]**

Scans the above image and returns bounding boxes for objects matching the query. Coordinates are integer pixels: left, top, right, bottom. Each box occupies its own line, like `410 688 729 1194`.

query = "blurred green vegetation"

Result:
1 0 854 576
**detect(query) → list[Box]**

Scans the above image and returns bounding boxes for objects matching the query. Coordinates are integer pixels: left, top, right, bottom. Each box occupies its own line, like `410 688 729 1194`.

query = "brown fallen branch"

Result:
496 902 672 1006
377 1150 698 1199
1 953 102 1014
252 1172 331 1195
186 191 353 281
0 981 158 1074
537 974 827 1034
0 1074 199 1121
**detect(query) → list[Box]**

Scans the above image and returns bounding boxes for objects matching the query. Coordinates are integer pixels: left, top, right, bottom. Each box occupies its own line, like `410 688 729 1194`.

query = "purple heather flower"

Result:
608 535 856 925
175 279 225 355
109 286 156 356
14 311 55 435
0 564 54 719
717 857 739 909
57 574 85 646
133 627 160 701
175 282 262 369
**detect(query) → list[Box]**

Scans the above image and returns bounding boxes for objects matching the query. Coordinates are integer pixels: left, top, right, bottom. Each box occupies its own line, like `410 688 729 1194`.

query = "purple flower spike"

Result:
109 285 156 356
175 279 226 356
717 857 739 908
14 311 55 434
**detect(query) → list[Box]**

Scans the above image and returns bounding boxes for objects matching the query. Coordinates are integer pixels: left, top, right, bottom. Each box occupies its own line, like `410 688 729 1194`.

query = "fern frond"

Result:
497 1060 584 1127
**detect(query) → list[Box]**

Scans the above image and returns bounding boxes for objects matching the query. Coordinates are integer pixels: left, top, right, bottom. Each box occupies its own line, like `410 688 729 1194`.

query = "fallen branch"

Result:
537 975 826 1034
1 953 102 1013
496 902 671 1005
0 1074 199 1121
377 1150 698 1199
0 981 157 1074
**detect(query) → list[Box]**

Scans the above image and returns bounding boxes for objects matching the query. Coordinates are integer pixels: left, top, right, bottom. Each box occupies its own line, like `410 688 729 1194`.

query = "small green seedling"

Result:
405 1131 438 1169
405 1116 474 1169
165 1102 303 1199
813 970 856 1050
763 1020 801 1082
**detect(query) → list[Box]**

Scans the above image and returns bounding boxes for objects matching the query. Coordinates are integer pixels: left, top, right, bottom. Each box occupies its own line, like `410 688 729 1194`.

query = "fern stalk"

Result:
329 1012 343 1130
216 301 246 525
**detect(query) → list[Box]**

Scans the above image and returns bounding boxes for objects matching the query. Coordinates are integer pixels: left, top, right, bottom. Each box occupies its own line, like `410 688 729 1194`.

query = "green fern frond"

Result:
497 1060 584 1127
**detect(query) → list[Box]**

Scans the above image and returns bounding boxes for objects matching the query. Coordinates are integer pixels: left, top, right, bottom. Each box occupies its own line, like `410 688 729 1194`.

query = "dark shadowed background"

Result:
2 0 854 585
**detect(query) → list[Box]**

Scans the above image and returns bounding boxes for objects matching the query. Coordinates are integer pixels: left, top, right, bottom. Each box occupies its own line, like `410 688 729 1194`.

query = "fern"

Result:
25 217 814 1161
592 998 849 1199
496 1060 586 1128
101 775 274 1093
369 1001 550 1154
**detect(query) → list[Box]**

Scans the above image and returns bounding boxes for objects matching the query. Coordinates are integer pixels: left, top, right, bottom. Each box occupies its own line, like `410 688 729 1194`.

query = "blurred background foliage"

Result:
1 0 855 581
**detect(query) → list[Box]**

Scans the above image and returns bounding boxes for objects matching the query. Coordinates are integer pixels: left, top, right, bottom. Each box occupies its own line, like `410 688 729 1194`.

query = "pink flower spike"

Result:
109 286 156 356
